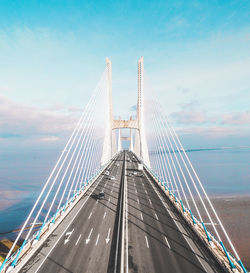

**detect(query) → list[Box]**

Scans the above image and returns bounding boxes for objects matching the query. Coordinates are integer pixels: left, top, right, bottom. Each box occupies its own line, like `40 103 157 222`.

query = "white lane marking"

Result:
137 198 140 204
75 234 82 245
143 170 209 272
145 236 149 248
86 227 93 244
103 211 107 219
140 212 144 221
145 190 148 194
135 189 137 194
106 228 111 244
155 213 159 220
33 157 117 273
149 199 152 205
108 198 110 203
88 211 93 219
95 233 100 246
64 228 74 245
164 236 171 248
125 164 129 273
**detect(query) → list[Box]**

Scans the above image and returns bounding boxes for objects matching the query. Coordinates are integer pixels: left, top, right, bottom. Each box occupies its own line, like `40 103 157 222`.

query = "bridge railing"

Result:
142 162 247 273
0 153 119 273
142 79 248 273
0 66 111 273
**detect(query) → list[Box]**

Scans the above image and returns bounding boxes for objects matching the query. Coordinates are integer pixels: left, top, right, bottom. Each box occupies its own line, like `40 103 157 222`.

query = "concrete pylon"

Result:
101 57 150 167
101 58 113 165
136 57 150 166
118 129 122 152
129 129 134 152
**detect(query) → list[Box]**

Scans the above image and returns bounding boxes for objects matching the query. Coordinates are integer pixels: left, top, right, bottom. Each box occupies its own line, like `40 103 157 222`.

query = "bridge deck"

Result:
18 151 226 273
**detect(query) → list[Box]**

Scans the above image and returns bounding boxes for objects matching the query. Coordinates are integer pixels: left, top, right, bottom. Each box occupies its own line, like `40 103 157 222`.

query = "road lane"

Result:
20 153 124 273
18 151 227 273
126 151 226 273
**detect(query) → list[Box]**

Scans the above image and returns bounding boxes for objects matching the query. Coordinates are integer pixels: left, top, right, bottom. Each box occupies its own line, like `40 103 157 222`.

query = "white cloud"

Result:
0 95 79 141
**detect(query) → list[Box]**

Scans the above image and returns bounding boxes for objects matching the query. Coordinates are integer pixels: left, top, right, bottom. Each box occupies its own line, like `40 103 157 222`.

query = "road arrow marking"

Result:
106 228 111 244
64 228 74 245
140 212 144 221
86 228 93 244
145 236 149 248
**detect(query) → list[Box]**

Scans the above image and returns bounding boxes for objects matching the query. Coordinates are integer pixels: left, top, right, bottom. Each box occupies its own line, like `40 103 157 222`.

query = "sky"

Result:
0 0 250 150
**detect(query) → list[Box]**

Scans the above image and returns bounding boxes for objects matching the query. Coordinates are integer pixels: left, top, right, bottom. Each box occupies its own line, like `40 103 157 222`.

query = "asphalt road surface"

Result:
19 151 226 273
125 151 226 273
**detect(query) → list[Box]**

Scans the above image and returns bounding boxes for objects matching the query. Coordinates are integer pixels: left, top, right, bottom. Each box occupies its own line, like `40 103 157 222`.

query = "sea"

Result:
0 147 250 239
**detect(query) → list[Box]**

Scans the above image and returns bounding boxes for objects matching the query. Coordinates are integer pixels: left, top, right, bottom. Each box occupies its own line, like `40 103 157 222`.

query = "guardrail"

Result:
0 154 119 273
142 162 248 273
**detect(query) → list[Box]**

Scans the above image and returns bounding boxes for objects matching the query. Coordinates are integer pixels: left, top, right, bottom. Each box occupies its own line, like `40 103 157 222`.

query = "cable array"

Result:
142 76 247 271
1 67 110 270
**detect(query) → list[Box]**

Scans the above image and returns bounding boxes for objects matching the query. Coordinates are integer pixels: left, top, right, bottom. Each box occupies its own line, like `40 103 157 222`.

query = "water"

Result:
0 147 250 239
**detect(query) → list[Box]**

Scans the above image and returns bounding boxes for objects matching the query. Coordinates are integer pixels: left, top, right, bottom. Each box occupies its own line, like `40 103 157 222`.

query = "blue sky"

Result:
0 0 250 149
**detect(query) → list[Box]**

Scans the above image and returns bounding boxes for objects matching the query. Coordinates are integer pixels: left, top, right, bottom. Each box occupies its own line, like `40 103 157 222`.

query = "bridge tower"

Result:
101 57 150 167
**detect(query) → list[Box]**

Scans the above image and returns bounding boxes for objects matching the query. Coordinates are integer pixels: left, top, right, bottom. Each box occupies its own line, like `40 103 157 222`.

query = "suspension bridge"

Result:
0 57 248 273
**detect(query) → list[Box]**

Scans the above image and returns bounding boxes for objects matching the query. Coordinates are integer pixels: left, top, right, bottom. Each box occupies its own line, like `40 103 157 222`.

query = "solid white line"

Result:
33 168 111 273
164 236 171 248
140 212 144 221
125 169 129 273
88 211 93 219
103 211 107 219
75 234 82 245
155 213 159 220
145 236 149 248
95 233 100 246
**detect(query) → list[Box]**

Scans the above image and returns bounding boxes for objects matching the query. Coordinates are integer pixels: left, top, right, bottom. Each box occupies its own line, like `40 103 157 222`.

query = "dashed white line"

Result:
88 211 93 219
95 233 100 246
145 236 149 248
75 234 82 245
149 199 152 205
103 211 107 219
137 198 140 204
145 190 148 194
108 198 110 203
140 212 144 221
155 213 159 220
164 236 171 248
143 170 209 272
